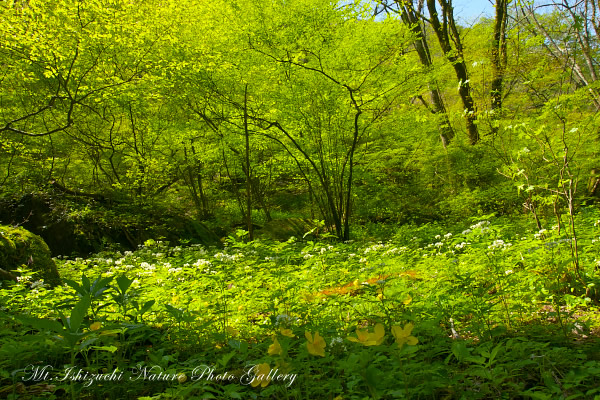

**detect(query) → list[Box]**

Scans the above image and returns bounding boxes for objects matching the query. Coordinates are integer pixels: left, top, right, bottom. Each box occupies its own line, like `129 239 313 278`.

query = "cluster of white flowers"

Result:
470 220 491 234
202 268 218 274
319 245 334 254
363 243 385 254
30 280 46 289
140 262 155 271
301 251 313 259
488 239 512 250
534 229 547 239
167 267 183 274
214 252 244 263
383 246 407 256
434 242 443 247
193 259 212 268
455 242 468 249
444 233 452 239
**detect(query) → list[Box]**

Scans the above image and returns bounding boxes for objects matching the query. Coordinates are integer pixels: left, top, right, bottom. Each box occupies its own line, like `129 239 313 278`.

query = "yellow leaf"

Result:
403 294 412 305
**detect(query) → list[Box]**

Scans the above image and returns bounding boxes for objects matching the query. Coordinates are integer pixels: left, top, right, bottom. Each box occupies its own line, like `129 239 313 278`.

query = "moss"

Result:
0 225 61 286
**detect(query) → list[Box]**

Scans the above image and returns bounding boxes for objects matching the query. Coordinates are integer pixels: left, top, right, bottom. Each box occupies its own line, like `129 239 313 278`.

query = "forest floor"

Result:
2 215 600 399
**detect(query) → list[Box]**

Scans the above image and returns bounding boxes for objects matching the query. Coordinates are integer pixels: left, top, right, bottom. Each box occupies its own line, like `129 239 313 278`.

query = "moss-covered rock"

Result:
0 225 61 286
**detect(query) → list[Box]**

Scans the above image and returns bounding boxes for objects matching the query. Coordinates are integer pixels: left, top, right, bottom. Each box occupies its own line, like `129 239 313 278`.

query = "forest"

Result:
1 0 600 398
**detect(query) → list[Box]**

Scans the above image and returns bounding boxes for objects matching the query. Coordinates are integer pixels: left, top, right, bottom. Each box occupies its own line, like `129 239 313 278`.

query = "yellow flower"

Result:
391 323 419 349
251 363 271 388
90 322 102 331
403 294 413 305
268 336 283 356
347 323 385 346
280 327 295 337
177 374 187 383
305 331 326 357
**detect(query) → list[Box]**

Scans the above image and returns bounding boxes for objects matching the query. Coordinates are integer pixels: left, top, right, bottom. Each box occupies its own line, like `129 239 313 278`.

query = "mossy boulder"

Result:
0 225 61 286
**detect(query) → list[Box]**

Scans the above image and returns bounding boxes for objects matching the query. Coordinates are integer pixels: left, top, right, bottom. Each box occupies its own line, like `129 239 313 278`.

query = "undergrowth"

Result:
1 212 600 399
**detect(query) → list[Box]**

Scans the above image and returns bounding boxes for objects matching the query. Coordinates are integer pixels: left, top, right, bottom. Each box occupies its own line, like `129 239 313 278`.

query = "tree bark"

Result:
425 0 480 144
398 1 455 147
243 84 253 240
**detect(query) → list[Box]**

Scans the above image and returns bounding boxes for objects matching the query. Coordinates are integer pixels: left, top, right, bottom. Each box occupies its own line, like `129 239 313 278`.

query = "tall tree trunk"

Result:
490 0 508 134
243 84 253 240
398 1 455 147
425 0 480 144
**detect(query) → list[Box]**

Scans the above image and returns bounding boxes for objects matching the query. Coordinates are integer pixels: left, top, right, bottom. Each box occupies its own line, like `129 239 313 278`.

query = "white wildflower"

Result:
30 280 46 289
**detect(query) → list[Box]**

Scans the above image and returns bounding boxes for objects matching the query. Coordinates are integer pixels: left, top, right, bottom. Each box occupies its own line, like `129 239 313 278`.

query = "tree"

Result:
378 0 456 147
237 0 418 239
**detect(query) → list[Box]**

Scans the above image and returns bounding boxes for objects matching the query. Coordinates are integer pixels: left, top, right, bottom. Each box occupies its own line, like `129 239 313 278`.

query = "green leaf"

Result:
81 274 91 293
79 337 99 351
91 345 118 353
139 300 155 315
451 341 471 362
69 295 91 333
364 365 381 390
91 276 113 297
17 316 63 333
116 275 133 294
63 278 85 297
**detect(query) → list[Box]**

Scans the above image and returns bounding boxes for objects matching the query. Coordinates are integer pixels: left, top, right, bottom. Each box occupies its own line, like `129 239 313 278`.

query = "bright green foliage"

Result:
1 1 600 398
